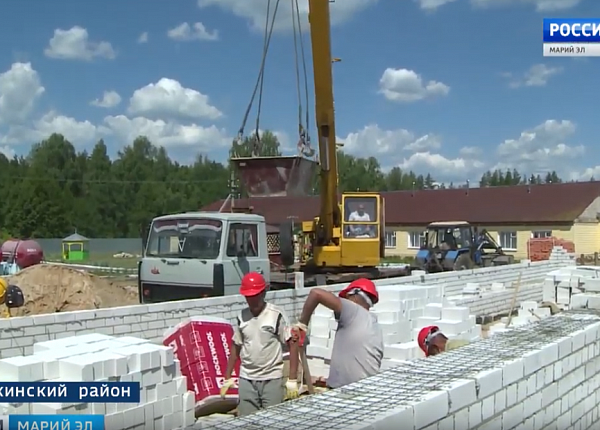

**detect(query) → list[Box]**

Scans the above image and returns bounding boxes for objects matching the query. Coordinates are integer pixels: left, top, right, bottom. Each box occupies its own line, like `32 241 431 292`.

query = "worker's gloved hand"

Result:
291 322 309 346
285 379 300 400
219 378 236 398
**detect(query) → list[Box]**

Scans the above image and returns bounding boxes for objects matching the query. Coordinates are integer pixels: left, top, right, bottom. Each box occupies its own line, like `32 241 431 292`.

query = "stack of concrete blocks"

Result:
305 305 335 378
543 266 600 308
383 299 481 362
0 333 196 430
487 300 553 336
548 245 577 264
306 284 480 366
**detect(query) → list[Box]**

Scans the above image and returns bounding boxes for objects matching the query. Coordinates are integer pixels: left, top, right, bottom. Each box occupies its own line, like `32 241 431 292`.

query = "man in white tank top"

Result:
220 272 300 415
293 278 383 389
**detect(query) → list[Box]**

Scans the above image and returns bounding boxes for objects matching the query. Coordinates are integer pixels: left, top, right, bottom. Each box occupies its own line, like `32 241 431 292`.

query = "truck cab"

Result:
138 212 270 303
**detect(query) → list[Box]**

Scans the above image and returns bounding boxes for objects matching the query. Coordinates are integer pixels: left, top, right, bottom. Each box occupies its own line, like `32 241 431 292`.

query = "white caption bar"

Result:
543 43 600 57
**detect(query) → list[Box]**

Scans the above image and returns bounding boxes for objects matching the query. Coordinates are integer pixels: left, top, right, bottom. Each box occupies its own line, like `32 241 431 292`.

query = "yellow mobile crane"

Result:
137 1 411 302
297 0 384 271
226 0 409 286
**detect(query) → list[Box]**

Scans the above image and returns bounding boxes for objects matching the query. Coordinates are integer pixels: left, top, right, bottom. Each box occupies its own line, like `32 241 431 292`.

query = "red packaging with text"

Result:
163 317 240 405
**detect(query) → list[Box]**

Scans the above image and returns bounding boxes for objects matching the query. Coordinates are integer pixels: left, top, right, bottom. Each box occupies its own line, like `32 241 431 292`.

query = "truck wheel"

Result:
279 221 295 267
454 254 474 271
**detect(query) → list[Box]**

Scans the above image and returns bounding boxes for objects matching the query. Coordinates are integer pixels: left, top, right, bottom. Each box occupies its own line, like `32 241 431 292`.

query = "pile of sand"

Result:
6 264 139 316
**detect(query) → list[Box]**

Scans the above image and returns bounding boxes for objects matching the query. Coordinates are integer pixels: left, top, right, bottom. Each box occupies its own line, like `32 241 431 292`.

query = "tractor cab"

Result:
425 221 473 251
415 221 514 273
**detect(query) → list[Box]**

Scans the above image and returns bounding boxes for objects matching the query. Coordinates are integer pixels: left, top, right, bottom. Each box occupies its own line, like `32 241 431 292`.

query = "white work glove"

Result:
291 322 309 346
219 378 236 398
291 322 309 334
285 379 300 400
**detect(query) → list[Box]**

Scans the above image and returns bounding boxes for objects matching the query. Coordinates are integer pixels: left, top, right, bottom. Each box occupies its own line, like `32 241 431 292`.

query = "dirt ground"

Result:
6 264 139 316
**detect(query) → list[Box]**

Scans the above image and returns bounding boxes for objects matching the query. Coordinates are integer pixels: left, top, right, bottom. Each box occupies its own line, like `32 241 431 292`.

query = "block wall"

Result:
0 257 571 359
195 311 600 430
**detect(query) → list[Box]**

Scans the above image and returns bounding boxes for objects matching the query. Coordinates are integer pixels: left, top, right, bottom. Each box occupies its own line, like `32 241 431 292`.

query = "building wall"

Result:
384 223 597 259
572 221 600 255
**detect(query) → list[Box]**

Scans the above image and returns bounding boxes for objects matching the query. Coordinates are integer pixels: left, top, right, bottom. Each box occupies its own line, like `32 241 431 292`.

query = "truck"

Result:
138 211 411 303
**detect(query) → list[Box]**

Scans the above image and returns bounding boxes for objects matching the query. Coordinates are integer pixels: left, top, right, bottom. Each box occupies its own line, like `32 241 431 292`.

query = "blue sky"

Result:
0 0 598 183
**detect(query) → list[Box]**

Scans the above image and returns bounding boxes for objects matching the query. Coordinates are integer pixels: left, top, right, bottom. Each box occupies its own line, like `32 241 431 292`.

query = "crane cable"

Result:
291 0 314 158
234 0 281 157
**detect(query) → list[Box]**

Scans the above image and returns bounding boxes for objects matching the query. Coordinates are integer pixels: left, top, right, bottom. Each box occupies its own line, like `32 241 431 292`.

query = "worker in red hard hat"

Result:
417 325 469 357
220 272 300 416
292 278 383 389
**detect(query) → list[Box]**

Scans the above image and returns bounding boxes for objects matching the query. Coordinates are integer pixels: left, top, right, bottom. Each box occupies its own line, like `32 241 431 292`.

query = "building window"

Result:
531 230 552 239
385 231 397 248
498 231 518 250
408 231 426 249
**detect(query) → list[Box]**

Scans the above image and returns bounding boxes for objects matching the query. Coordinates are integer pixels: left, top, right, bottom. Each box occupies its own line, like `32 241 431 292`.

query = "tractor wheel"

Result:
454 254 474 271
279 221 295 268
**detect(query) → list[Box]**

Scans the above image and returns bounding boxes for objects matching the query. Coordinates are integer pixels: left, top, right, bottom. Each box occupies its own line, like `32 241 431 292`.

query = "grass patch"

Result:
382 256 415 264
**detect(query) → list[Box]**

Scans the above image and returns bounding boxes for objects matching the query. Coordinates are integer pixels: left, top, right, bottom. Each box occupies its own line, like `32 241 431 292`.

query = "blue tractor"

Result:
414 221 514 273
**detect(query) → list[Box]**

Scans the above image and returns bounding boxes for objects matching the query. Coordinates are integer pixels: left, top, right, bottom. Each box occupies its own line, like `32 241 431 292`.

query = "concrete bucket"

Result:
231 156 318 197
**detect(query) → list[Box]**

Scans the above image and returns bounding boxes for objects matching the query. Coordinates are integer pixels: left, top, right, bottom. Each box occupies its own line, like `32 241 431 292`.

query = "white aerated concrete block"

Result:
0 355 45 381
423 303 443 319
0 333 196 429
441 306 470 321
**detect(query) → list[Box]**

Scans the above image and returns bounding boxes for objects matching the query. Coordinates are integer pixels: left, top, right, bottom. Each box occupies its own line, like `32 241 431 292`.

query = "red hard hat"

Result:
240 272 267 297
338 278 379 305
417 325 442 356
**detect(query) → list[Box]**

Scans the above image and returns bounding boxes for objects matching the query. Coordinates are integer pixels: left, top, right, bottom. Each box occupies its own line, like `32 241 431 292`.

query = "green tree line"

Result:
0 132 575 238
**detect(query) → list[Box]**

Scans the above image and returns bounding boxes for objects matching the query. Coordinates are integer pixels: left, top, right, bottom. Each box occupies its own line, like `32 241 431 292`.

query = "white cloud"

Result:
493 120 585 175
459 146 482 157
423 0 581 10
337 124 486 182
44 26 116 61
90 90 121 108
128 78 223 121
104 115 230 150
503 64 562 88
338 124 442 166
197 0 377 32
0 62 45 125
167 23 219 41
471 0 581 11
1 111 103 146
398 152 484 181
416 0 459 10
138 32 148 44
379 68 449 102
0 146 15 159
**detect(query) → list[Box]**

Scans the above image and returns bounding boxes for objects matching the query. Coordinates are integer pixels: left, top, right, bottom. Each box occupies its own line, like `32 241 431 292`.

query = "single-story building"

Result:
201 181 600 260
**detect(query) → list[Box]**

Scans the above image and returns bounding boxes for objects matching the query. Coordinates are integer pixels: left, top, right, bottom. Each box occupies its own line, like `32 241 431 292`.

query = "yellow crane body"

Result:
301 0 384 271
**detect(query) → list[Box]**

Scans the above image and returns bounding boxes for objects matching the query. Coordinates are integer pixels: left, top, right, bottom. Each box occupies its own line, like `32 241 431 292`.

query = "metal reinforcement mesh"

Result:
191 311 600 430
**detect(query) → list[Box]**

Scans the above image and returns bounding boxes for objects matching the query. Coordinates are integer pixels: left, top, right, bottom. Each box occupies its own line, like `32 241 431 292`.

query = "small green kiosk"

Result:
62 232 90 262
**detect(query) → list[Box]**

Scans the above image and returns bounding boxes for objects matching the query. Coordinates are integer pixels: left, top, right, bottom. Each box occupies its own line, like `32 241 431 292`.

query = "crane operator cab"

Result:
344 198 377 238
138 212 270 303
339 194 383 267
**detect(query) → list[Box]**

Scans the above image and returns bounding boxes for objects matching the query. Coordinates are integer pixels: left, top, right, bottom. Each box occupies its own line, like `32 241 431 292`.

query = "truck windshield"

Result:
146 218 222 259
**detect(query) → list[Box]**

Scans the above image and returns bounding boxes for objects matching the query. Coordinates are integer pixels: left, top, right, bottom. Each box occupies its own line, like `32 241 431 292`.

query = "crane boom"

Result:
308 0 340 245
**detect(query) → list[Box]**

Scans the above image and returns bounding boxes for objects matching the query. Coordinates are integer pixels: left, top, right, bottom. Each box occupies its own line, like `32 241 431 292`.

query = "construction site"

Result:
4 247 600 430
0 0 598 429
